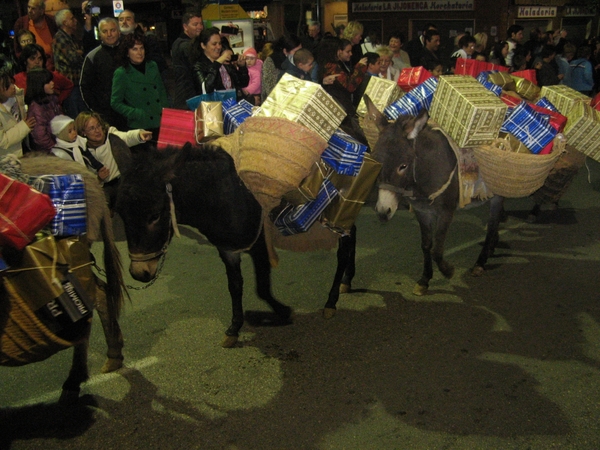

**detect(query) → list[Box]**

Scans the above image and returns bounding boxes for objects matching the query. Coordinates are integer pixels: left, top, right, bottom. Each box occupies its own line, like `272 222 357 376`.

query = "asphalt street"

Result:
1 157 599 450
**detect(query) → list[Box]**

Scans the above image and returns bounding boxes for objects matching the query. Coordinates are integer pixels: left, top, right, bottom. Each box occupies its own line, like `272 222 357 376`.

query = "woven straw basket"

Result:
235 117 328 211
472 137 564 198
0 281 88 366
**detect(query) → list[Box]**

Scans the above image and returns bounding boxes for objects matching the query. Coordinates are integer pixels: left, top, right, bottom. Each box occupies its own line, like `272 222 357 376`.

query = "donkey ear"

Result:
162 143 191 182
364 94 389 131
405 109 429 140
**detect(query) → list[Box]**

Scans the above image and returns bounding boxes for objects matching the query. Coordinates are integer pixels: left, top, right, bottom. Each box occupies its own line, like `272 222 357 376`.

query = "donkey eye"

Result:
148 213 160 224
396 164 408 175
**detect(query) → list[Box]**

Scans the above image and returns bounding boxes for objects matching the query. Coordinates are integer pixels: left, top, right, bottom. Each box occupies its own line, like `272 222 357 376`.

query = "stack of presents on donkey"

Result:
2 54 600 399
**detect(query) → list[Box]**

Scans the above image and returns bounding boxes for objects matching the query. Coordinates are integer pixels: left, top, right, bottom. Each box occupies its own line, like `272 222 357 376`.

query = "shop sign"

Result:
563 5 595 16
352 0 474 13
517 6 557 17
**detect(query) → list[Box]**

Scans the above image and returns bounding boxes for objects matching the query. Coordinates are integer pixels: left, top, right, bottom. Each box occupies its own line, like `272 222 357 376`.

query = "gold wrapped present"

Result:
4 234 94 330
539 85 591 115
429 75 507 147
356 76 404 117
195 101 223 142
255 73 346 142
511 76 541 102
488 72 516 91
563 101 600 162
283 160 332 205
321 155 382 235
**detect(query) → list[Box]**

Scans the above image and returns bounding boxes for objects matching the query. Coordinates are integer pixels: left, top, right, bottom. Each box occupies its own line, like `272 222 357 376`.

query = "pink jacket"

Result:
27 95 62 152
245 59 263 95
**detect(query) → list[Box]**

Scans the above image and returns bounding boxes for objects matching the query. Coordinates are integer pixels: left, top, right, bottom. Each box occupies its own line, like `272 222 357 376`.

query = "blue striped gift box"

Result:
500 102 557 154
321 129 368 176
274 179 338 236
475 72 503 96
384 77 438 119
223 99 253 135
535 97 559 112
29 174 87 237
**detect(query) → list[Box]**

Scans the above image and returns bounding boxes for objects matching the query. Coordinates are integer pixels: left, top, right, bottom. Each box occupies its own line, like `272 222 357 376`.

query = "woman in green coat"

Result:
111 32 168 138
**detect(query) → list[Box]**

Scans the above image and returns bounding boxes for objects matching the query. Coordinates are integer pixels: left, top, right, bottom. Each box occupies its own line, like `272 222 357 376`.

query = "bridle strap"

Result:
128 183 179 263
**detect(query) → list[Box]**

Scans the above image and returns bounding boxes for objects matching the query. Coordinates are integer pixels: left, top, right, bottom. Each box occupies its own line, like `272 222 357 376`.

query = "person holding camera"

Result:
190 27 249 101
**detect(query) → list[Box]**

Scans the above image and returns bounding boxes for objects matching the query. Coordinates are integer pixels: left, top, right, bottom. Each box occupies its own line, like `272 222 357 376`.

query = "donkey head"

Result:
115 143 192 282
363 95 429 221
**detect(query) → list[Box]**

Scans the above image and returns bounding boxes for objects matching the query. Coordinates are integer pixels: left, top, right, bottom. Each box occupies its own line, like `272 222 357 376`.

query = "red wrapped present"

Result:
397 66 433 92
591 92 600 111
512 69 538 85
157 108 196 150
500 93 523 109
454 58 510 77
0 174 56 250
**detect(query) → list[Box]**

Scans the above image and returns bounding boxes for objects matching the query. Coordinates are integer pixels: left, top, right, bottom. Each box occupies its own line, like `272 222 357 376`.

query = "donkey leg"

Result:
248 231 292 321
412 208 435 296
94 279 124 373
217 249 245 348
431 209 455 280
323 226 357 319
472 195 504 276
59 323 91 405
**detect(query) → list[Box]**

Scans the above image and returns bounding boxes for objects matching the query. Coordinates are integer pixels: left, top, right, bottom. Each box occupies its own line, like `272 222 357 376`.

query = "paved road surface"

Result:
1 158 599 449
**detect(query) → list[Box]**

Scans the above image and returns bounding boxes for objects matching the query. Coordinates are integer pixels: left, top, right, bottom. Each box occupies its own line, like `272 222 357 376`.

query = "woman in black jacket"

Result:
190 27 249 100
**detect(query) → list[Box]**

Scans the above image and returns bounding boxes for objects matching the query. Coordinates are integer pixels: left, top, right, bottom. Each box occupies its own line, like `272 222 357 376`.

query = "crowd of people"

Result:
2 2 600 204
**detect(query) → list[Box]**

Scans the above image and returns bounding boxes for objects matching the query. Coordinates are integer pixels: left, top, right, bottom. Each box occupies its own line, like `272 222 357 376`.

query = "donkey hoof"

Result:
441 266 455 279
471 265 485 277
412 283 428 296
222 335 238 348
101 357 124 373
323 307 336 319
339 283 351 294
59 389 80 406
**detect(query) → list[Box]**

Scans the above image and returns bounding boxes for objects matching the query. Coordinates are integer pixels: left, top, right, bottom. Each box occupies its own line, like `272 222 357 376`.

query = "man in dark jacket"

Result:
80 17 126 129
171 12 203 109
405 22 437 67
13 0 58 69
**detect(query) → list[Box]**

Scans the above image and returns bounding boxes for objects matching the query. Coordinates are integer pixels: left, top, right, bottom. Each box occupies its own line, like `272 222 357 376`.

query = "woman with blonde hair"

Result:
376 46 399 81
474 32 488 54
342 21 364 66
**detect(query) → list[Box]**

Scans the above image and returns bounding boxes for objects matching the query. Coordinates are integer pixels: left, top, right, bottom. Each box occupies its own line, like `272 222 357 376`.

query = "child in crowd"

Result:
242 47 263 105
284 48 315 80
26 68 62 152
424 60 444 78
0 70 35 157
50 114 108 181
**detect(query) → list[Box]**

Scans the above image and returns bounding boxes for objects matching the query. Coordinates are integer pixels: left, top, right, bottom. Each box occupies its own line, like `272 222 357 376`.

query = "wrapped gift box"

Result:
486 71 516 91
539 85 591 115
528 103 567 132
4 234 94 333
255 73 346 142
283 160 333 205
591 92 600 111
321 155 382 235
222 98 253 135
157 108 196 150
563 101 600 162
384 77 438 119
195 101 223 142
28 174 86 237
512 69 537 85
321 129 368 176
429 75 507 147
512 76 541 101
274 179 338 236
500 102 558 154
356 76 403 117
454 58 510 77
475 72 503 96
0 174 56 250
397 66 433 92
536 96 559 112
